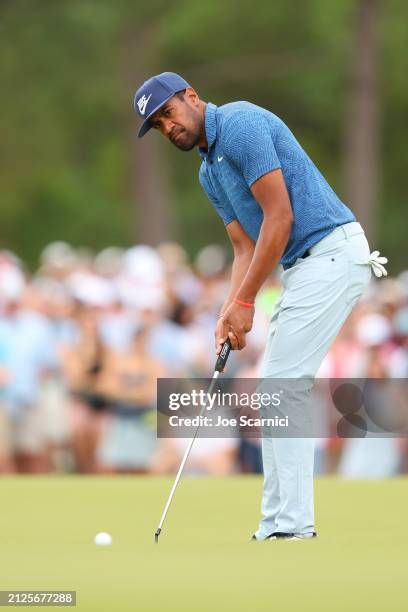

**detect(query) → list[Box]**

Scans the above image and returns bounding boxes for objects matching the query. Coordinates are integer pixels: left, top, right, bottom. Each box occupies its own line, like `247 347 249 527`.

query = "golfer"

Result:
134 72 387 540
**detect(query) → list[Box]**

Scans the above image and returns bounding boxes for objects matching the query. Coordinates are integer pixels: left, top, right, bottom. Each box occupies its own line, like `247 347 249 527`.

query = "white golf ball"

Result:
94 532 112 546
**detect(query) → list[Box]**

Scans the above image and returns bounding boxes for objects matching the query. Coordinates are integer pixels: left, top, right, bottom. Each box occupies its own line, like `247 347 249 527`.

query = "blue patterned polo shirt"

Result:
198 102 355 266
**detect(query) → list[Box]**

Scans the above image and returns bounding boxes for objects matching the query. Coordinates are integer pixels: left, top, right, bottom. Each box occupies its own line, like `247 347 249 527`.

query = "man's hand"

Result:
215 302 254 353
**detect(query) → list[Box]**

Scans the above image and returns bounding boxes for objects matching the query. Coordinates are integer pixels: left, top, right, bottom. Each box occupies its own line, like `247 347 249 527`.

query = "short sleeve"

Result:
223 112 281 187
199 164 237 226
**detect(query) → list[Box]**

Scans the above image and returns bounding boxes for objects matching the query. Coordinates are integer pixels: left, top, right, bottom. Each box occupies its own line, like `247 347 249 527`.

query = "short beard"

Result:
171 129 200 151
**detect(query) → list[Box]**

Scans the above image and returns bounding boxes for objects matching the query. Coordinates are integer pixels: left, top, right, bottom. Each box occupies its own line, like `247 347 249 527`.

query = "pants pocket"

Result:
345 234 372 306
347 232 370 264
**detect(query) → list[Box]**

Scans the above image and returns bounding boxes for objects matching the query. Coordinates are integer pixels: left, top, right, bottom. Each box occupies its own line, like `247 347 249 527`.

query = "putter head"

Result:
154 528 161 543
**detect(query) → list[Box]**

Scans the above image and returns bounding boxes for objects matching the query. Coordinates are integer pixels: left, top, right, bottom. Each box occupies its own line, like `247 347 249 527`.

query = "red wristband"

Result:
233 297 255 309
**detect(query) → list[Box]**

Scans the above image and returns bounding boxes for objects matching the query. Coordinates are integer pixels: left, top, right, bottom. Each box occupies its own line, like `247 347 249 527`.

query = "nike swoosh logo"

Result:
137 94 152 116
217 156 223 162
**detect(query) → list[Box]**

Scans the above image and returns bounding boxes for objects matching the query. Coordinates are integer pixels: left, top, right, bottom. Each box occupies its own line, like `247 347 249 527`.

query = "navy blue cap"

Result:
134 72 190 138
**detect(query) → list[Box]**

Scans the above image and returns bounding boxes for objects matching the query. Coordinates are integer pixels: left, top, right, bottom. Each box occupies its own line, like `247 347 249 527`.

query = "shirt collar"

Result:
199 102 217 159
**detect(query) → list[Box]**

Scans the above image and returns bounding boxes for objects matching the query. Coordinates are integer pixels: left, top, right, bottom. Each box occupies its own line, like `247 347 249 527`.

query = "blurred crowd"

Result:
0 242 407 477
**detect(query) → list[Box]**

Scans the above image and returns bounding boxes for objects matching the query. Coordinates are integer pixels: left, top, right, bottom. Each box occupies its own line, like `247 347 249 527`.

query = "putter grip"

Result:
215 338 232 372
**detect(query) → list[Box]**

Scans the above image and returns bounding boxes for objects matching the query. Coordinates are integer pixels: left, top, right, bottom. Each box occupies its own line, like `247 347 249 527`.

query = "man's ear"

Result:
185 87 199 107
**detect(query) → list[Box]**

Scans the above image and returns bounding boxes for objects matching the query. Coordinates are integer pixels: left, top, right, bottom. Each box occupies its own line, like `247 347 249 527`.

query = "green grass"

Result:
0 476 407 611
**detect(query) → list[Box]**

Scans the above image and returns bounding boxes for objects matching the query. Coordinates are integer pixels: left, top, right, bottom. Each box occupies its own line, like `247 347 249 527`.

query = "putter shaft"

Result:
154 340 231 542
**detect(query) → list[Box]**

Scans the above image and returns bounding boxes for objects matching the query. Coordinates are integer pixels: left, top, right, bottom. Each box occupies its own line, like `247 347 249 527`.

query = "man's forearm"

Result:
236 217 291 303
220 250 254 315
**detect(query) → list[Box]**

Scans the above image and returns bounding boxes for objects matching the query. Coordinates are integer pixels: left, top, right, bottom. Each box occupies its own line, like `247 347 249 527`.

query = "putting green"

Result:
0 476 407 611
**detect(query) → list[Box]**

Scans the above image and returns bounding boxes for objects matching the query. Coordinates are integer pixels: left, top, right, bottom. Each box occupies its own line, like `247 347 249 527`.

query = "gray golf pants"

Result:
255 222 372 539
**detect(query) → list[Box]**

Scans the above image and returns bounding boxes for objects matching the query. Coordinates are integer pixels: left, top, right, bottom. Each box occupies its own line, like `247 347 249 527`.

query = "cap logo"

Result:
137 93 152 116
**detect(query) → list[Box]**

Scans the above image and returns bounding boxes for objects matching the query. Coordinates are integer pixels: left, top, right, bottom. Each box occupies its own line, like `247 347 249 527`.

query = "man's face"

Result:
149 89 203 151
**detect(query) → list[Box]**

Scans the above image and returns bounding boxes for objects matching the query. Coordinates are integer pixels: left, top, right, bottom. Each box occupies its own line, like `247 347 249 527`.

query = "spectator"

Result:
96 325 166 473
63 307 109 473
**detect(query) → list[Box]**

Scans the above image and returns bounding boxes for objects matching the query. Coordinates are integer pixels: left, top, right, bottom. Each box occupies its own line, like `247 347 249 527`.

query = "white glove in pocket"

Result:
368 250 388 278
